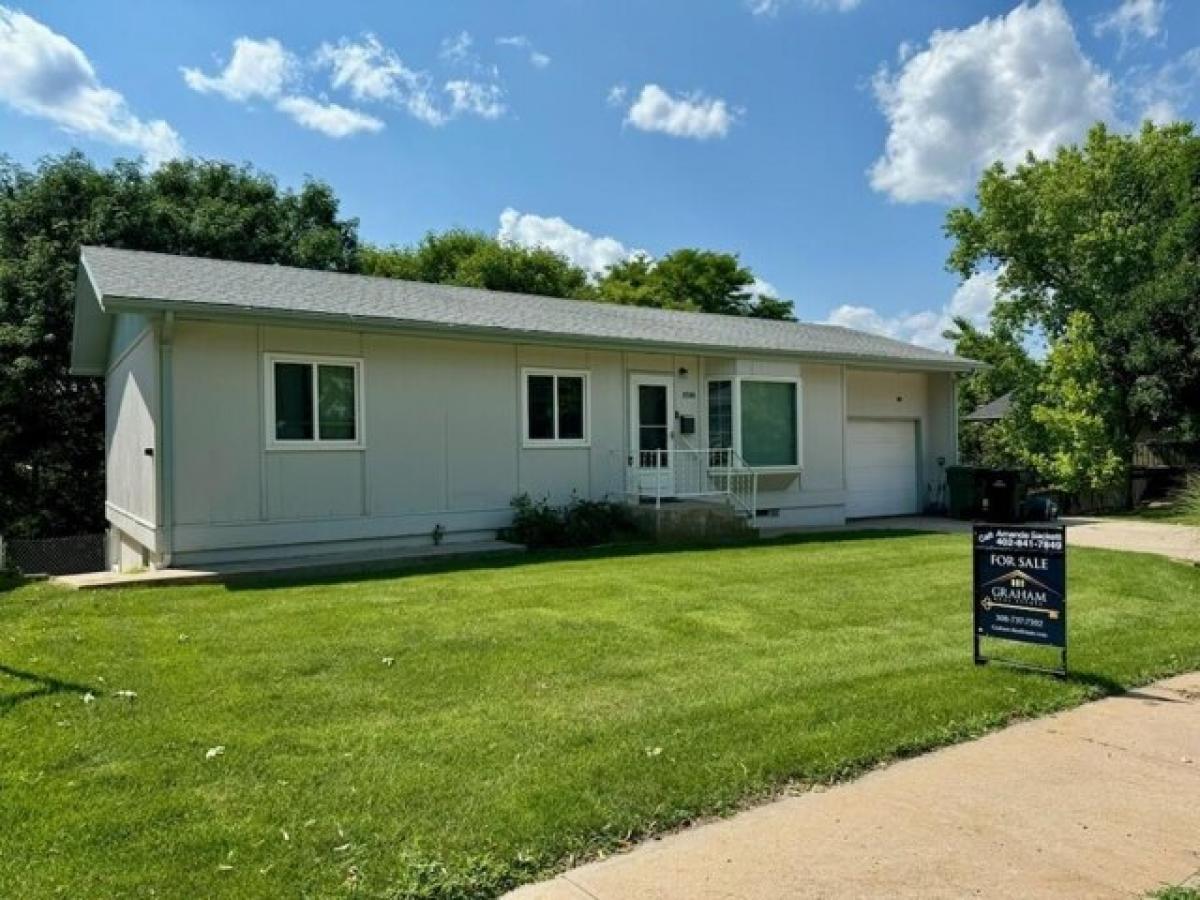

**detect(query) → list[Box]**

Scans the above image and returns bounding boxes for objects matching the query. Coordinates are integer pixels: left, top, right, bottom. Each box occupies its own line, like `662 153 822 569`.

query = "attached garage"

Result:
846 419 919 518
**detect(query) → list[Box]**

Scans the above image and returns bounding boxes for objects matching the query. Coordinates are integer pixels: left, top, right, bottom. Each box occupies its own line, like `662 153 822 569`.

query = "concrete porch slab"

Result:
52 539 523 590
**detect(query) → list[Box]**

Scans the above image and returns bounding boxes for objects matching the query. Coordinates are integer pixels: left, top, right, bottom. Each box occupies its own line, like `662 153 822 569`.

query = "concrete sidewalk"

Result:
509 672 1200 900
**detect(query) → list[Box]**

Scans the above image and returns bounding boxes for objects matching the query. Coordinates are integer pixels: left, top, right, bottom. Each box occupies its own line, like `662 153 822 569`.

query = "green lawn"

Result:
2 532 1199 899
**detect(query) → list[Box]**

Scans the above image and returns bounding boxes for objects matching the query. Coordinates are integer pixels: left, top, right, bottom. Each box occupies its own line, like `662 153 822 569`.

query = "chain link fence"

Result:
0 533 106 576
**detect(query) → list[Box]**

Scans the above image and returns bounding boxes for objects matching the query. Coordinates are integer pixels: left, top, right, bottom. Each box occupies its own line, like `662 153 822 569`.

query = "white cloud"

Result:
0 7 183 165
275 95 383 137
182 36 296 102
747 0 862 15
498 208 641 275
1126 46 1200 125
824 271 1000 351
497 35 551 68
869 0 1116 204
315 35 445 126
746 276 780 299
445 80 505 119
624 84 736 140
606 84 628 107
1094 0 1165 51
440 31 474 66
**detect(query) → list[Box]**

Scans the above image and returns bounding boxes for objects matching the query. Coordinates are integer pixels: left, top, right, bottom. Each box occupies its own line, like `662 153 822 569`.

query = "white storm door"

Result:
630 375 674 496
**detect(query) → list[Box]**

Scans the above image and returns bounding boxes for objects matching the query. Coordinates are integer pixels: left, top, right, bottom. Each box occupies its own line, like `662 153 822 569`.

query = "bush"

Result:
502 493 640 549
1177 474 1200 525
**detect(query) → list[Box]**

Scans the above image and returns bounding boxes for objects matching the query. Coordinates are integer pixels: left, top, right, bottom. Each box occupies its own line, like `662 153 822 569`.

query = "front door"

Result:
630 375 674 496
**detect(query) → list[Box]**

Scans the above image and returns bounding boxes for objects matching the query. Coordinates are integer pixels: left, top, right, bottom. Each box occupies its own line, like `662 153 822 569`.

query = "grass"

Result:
2 532 1199 898
1120 475 1200 526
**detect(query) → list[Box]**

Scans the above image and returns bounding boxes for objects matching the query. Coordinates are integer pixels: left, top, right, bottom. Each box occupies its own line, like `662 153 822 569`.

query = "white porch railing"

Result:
625 447 758 518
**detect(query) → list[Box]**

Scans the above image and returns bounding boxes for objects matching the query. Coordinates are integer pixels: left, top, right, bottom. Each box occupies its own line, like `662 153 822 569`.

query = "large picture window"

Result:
523 369 589 446
267 355 363 447
707 377 801 469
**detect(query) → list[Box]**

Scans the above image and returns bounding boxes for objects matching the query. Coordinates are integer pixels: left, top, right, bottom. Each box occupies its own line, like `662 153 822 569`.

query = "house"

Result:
963 393 1013 423
70 246 978 571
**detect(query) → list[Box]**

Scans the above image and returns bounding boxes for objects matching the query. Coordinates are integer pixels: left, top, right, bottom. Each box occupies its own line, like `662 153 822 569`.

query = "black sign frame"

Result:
972 523 1067 678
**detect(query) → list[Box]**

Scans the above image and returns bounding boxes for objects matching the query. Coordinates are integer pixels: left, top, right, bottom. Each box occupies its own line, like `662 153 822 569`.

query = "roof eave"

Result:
98 294 982 373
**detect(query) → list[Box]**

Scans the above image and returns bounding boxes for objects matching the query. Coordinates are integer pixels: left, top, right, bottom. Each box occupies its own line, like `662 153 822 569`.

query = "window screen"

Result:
707 381 733 450
525 372 587 443
557 376 585 440
318 364 357 441
740 380 797 467
274 362 314 441
526 375 555 440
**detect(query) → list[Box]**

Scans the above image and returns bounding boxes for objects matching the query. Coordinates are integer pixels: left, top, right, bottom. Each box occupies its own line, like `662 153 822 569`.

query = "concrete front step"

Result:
629 499 757 542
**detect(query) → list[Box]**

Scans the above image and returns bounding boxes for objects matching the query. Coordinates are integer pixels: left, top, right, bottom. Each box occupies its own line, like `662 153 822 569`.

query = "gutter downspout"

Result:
158 311 176 568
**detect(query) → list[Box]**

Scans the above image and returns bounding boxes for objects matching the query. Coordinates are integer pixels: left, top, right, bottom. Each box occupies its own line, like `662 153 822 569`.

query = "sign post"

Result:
973 524 1067 678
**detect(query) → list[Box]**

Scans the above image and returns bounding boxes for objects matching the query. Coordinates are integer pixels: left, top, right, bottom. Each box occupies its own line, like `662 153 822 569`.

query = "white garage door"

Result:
846 419 919 518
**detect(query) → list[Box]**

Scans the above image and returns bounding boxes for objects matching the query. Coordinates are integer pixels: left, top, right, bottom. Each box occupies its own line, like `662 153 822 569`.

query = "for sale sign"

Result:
973 524 1067 676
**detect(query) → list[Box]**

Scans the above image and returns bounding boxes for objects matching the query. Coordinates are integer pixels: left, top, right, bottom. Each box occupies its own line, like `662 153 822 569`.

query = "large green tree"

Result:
943 315 1039 467
946 122 1200 480
0 152 359 537
359 230 592 299
596 248 794 319
1021 311 1126 493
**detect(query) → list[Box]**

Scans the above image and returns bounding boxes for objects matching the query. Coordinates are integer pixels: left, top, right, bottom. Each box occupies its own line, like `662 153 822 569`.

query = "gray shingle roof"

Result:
80 246 978 369
964 392 1013 422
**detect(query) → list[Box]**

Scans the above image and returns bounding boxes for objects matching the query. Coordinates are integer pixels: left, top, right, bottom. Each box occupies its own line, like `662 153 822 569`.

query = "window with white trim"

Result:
267 355 363 447
523 369 589 446
707 377 801 468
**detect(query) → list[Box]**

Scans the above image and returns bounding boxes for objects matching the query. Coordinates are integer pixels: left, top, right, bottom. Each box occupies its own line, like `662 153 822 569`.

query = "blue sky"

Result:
2 0 1198 347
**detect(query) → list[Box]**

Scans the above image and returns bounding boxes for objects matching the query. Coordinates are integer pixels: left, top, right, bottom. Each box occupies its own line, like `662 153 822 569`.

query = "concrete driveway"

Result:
832 515 1200 564
508 672 1200 900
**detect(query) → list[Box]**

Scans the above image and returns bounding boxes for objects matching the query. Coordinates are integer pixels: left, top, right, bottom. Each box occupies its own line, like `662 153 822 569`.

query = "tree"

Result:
359 230 592 299
0 152 359 537
943 315 1040 467
946 122 1200 468
1022 312 1126 494
595 248 794 319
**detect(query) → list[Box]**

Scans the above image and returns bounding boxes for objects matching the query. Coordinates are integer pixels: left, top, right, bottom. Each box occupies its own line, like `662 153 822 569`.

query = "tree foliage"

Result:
363 235 795 320
359 230 592 299
0 152 359 537
595 248 793 319
943 315 1039 468
1 151 793 538
946 122 1200 459
1021 312 1126 493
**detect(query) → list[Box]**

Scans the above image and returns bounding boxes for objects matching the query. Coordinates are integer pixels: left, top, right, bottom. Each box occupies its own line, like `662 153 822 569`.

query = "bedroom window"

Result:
267 355 363 447
523 368 589 446
707 376 801 469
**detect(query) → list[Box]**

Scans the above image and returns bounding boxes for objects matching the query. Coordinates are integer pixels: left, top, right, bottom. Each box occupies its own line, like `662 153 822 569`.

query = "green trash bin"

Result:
946 466 978 519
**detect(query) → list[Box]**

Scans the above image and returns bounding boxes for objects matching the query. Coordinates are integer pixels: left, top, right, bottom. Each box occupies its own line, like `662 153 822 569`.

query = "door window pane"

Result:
639 384 667 426
318 365 357 441
527 375 555 440
557 376 584 440
740 381 797 466
274 362 313 440
707 381 733 450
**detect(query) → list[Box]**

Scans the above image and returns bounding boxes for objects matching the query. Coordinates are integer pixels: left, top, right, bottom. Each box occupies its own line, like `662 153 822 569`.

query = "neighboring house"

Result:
963 393 1013 423
71 247 979 571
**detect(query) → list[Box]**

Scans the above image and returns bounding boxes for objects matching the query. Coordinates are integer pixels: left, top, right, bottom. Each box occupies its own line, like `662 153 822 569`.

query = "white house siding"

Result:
104 314 158 562
103 316 963 567
167 322 689 565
